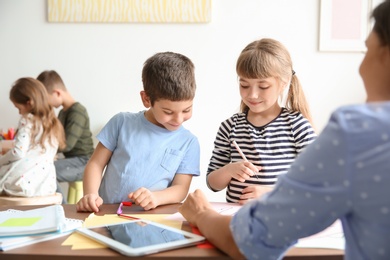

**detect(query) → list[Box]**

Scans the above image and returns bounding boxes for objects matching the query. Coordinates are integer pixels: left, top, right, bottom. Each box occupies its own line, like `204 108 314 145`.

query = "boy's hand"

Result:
226 161 260 182
76 193 103 213
128 187 159 210
238 185 273 205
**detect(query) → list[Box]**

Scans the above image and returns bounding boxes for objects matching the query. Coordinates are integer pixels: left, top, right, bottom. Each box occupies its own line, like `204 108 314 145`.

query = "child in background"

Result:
206 38 316 204
37 70 94 203
0 78 66 197
76 52 200 212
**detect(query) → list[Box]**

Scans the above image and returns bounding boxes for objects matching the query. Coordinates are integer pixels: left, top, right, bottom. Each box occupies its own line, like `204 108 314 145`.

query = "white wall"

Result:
0 0 367 202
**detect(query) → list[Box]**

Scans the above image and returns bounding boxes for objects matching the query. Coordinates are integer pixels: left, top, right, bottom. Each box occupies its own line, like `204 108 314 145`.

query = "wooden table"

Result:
0 203 343 259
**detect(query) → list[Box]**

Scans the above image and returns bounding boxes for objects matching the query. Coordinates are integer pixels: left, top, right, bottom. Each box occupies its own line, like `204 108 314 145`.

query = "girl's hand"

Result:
128 187 159 210
238 185 273 205
76 193 103 212
226 161 260 182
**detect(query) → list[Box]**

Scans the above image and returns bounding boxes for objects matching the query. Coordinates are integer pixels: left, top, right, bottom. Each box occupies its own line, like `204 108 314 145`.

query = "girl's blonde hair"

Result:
236 38 313 126
9 77 66 151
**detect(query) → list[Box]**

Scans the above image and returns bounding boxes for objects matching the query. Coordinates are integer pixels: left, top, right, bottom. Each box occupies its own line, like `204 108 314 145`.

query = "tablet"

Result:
76 219 205 256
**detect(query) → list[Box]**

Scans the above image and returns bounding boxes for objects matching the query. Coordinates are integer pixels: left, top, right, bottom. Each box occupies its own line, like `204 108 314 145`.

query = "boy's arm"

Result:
129 174 192 210
155 174 192 204
77 142 112 212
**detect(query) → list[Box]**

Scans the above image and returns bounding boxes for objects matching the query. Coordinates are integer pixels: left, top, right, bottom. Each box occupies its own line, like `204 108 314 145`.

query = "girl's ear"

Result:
140 91 151 108
27 100 34 109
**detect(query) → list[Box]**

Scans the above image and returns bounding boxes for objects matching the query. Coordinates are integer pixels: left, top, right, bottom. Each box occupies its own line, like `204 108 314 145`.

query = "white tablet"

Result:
76 219 205 256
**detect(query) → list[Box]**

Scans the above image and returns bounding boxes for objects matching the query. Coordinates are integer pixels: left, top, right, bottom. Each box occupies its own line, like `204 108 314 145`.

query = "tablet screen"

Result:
77 219 205 256
87 221 194 248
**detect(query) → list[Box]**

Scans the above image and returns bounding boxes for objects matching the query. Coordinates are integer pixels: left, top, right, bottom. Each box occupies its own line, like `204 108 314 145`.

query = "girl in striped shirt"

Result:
207 38 316 204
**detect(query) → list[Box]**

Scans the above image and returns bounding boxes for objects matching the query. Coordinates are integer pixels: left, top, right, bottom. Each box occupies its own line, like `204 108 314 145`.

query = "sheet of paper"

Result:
295 220 345 250
166 202 242 221
62 232 106 249
83 213 129 227
62 213 182 250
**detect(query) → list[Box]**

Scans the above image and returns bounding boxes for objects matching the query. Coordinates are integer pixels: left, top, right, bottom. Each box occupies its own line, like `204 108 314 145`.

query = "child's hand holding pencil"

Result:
232 140 260 180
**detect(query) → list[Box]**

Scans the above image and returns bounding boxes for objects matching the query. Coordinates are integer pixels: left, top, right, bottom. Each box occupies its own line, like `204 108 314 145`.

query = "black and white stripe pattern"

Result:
207 108 316 202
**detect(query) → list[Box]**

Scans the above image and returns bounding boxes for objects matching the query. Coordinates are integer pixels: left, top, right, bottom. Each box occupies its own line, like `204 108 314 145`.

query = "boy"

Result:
37 70 94 203
76 52 200 212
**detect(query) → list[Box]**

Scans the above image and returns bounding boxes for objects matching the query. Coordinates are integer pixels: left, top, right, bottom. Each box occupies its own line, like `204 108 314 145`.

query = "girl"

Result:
0 78 66 197
207 38 316 204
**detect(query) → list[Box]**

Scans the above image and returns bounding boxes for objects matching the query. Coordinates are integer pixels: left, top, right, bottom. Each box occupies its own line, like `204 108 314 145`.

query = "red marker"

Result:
116 201 133 214
116 201 139 220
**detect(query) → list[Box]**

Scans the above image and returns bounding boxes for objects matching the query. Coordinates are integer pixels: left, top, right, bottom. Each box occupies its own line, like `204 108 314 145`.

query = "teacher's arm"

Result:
178 189 245 259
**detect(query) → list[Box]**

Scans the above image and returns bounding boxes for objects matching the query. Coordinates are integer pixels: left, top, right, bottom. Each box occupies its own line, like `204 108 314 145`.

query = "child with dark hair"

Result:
37 70 94 203
77 52 200 212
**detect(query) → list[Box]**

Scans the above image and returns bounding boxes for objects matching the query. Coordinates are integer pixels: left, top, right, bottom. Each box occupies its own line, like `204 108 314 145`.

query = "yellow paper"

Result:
62 213 182 250
62 232 106 249
84 213 130 227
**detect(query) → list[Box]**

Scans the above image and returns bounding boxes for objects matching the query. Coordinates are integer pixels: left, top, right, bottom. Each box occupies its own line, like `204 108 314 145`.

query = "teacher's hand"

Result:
178 189 214 227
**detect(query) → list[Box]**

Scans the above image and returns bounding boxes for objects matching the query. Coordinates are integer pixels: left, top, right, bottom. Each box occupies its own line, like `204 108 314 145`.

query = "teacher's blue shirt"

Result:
231 102 390 260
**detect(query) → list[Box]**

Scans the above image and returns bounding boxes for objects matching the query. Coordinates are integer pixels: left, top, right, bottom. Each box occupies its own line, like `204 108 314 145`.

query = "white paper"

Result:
295 220 345 250
166 202 242 221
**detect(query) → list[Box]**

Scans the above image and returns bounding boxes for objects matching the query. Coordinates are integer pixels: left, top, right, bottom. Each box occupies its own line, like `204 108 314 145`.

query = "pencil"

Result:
232 140 259 179
118 214 140 220
232 140 248 161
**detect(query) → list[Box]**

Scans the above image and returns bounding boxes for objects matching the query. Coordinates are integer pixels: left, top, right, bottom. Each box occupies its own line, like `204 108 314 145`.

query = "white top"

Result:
0 114 58 197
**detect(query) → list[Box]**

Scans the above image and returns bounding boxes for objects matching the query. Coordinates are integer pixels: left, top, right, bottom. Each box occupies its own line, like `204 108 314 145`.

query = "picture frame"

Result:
319 0 371 52
47 0 212 23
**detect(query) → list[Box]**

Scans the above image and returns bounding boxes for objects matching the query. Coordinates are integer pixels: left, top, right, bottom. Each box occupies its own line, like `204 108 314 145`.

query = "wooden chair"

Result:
0 193 63 206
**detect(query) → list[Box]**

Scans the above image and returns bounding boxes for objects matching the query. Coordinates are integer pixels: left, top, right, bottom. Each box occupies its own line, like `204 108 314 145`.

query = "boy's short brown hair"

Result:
37 70 67 94
142 52 196 106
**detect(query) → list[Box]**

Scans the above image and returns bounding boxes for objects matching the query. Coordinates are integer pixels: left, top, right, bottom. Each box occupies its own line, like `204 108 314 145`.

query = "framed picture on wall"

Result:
319 0 371 52
47 0 212 23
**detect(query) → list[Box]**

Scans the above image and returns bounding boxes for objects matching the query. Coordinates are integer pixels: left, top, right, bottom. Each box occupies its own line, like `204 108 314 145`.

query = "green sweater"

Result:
58 102 94 158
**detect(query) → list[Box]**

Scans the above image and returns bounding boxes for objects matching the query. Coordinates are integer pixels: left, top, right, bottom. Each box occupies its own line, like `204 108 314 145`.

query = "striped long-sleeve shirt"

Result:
207 108 316 202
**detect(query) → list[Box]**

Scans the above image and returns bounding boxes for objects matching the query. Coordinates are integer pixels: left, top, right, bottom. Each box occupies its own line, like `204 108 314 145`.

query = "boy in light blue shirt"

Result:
77 52 200 212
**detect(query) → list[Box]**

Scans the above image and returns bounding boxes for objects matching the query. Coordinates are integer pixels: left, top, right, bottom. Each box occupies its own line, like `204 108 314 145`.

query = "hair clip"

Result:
292 70 296 76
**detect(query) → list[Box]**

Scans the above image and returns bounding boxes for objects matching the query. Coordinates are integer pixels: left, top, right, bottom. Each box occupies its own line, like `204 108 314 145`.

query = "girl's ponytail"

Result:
286 73 314 128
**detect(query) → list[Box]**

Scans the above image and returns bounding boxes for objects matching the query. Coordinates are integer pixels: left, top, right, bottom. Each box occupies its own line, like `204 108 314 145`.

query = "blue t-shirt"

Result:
97 111 200 203
231 102 390 260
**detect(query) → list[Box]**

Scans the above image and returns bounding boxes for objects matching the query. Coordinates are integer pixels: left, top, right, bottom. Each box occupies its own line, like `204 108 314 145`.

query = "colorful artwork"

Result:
48 0 212 23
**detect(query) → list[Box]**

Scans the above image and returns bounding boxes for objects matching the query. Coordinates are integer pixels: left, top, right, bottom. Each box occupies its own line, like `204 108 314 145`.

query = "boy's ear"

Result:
140 91 151 108
51 89 61 97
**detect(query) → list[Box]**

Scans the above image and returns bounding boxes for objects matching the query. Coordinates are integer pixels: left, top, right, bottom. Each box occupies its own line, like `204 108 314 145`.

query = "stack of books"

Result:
0 205 83 251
